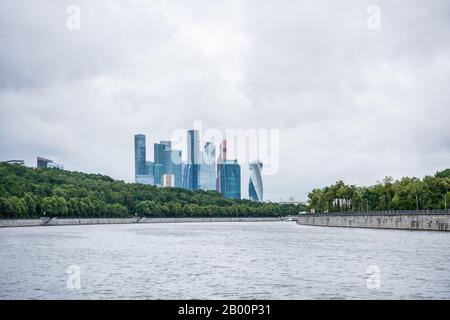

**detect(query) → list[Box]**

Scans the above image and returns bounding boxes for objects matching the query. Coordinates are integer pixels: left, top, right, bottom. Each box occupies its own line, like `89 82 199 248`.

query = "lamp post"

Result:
445 187 448 211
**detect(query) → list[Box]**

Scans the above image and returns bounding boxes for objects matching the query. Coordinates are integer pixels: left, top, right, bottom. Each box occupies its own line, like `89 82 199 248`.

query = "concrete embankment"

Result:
0 217 282 228
297 211 450 231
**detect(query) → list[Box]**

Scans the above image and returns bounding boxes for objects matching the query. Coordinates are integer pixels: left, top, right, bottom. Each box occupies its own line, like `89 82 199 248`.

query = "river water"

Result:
0 222 449 299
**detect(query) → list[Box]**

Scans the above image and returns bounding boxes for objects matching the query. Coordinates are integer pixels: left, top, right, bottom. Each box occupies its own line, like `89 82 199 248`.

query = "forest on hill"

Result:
0 163 303 219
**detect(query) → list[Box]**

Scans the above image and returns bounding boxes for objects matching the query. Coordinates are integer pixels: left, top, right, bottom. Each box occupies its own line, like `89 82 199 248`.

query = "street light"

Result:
445 187 449 211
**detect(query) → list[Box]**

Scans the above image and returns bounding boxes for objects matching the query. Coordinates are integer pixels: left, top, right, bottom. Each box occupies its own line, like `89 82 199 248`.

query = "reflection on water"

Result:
0 222 449 299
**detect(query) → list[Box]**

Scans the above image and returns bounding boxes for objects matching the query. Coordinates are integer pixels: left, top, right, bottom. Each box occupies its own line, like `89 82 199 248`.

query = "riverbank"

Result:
297 210 450 231
0 217 282 228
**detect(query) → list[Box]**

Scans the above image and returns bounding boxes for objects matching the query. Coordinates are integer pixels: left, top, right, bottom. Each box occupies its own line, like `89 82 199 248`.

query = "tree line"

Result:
0 163 304 219
307 169 450 213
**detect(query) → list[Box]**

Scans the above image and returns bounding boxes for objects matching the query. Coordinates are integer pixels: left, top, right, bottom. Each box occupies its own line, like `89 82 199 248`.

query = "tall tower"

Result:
187 130 200 190
37 157 53 169
187 130 200 165
170 149 183 188
216 140 227 192
134 134 147 181
217 159 241 199
249 161 263 201
198 142 216 191
154 141 172 186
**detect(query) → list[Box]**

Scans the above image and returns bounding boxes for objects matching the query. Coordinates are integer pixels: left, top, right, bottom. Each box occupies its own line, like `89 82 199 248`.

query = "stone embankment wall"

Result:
297 211 450 231
0 217 282 228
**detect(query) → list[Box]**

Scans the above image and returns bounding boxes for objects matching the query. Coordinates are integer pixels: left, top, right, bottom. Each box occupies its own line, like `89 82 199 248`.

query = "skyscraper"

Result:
187 130 200 165
198 142 216 191
169 149 183 188
154 141 182 187
37 157 53 169
181 162 189 189
134 134 147 179
217 159 241 199
153 142 167 186
144 161 155 185
146 161 154 176
134 134 154 185
186 130 200 190
216 140 227 193
249 161 263 201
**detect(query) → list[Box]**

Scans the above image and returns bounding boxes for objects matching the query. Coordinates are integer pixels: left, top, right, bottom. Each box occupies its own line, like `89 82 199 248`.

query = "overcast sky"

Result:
1 0 449 201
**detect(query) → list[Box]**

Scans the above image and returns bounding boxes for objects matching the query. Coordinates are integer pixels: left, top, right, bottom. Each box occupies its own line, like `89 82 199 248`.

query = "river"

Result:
0 222 449 299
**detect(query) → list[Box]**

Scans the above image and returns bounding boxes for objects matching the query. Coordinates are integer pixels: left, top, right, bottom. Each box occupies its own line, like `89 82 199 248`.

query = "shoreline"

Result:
0 217 283 228
297 212 450 231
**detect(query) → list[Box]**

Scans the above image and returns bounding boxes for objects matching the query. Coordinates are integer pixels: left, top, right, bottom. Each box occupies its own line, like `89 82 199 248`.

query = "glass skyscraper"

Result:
134 134 155 185
134 134 147 179
198 142 216 191
249 161 263 201
154 141 182 188
187 130 200 165
186 130 200 190
169 149 183 188
142 161 155 185
217 159 241 199
182 162 189 189
153 142 168 186
37 157 53 169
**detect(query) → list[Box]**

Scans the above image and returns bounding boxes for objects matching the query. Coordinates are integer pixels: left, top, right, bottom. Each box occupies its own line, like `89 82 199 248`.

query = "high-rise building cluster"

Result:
134 131 263 201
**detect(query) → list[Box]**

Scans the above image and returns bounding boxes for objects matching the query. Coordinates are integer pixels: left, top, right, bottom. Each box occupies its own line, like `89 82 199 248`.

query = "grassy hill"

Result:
0 163 302 219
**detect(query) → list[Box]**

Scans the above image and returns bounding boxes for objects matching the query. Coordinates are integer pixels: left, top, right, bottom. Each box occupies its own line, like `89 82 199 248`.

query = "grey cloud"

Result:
0 0 449 201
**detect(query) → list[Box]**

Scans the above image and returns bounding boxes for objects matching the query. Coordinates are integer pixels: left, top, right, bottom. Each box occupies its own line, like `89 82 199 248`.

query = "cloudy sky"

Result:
1 0 449 201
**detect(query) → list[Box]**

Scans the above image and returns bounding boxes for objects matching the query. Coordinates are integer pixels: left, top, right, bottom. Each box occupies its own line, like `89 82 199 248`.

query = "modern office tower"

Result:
139 161 154 185
181 162 188 189
217 159 241 199
146 161 154 176
169 149 183 188
162 174 175 187
134 134 147 182
153 163 163 186
37 157 53 169
154 141 181 187
187 130 200 165
249 161 263 201
216 140 227 192
182 161 195 190
182 163 195 190
153 143 164 186
198 142 216 191
186 130 200 190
